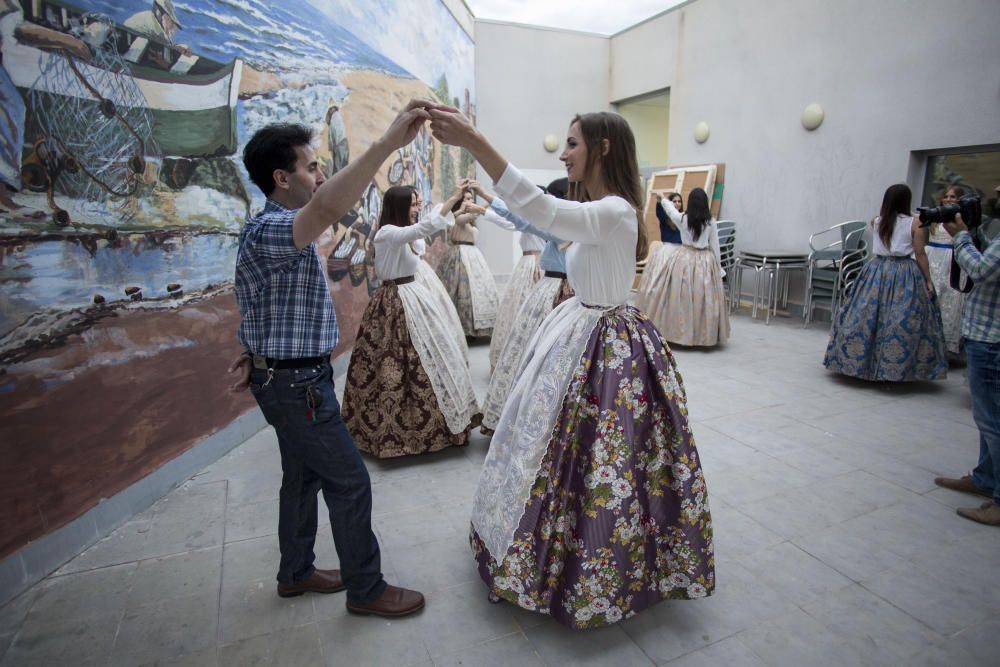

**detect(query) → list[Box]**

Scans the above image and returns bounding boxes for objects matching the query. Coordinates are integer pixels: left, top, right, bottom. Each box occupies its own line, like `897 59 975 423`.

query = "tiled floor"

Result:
2 314 998 666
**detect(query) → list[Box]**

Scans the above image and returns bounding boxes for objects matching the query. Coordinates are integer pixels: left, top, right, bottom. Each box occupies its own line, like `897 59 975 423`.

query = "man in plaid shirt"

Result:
231 101 430 617
935 205 1000 526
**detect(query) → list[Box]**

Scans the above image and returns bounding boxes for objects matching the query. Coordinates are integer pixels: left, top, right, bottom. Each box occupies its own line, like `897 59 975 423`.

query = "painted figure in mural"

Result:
0 59 26 214
325 101 350 177
230 100 432 617
429 107 715 629
823 184 948 381
341 184 481 458
124 0 183 44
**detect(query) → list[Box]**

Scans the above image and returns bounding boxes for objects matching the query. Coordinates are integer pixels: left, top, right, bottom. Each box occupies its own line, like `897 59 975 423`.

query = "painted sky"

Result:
468 0 686 35
307 0 475 102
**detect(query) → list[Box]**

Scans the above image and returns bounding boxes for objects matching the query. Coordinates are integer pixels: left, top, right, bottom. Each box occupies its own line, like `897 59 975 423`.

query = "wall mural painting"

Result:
0 0 475 559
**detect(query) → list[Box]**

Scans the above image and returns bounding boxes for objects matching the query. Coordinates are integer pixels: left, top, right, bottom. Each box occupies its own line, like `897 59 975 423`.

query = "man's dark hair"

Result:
242 123 314 196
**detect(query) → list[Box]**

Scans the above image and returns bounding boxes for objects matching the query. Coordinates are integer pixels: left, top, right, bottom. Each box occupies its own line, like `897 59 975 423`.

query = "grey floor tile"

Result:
8 315 990 666
706 458 819 507
59 482 228 574
0 589 37 659
220 536 282 590
523 621 653 666
791 520 906 582
739 542 853 608
136 646 220 667
432 631 544 667
707 500 785 561
802 584 942 665
390 533 479 595
860 561 994 636
128 547 222 608
317 610 432 666
413 581 519 658
661 636 769 667
735 608 872 667
620 599 737 664
218 622 321 666
218 578 315 644
112 591 220 665
1 611 121 667
948 617 1000 666
224 500 281 543
24 562 137 627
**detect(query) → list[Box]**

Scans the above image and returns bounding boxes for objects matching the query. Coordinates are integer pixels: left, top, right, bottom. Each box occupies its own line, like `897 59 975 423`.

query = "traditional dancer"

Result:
429 108 714 629
926 186 968 357
342 185 481 457
474 183 574 436
636 187 730 347
469 179 545 370
435 188 500 338
824 183 947 381
408 192 469 364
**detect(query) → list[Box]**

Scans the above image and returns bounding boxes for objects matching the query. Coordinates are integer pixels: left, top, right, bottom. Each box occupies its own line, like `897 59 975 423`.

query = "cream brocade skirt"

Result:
490 253 540 369
636 244 730 347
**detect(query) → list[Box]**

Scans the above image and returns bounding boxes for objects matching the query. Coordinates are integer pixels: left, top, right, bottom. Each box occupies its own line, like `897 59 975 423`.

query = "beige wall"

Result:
474 20 610 273
610 0 1000 255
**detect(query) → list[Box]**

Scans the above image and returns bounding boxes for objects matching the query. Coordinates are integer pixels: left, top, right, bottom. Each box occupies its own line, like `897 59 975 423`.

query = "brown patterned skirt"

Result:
343 283 472 458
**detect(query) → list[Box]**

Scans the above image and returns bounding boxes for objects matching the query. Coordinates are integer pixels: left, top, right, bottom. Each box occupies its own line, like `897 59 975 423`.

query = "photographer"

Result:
934 210 1000 525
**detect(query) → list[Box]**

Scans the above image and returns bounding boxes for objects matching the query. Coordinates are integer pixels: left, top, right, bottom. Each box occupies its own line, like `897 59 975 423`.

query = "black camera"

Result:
918 194 982 228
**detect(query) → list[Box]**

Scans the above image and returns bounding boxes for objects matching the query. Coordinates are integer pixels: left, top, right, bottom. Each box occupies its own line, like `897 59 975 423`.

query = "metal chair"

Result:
803 221 869 325
716 220 737 308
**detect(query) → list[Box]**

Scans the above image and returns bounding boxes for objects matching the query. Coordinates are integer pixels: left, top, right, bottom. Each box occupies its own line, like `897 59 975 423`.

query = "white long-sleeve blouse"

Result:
493 164 638 307
372 204 453 280
658 200 723 265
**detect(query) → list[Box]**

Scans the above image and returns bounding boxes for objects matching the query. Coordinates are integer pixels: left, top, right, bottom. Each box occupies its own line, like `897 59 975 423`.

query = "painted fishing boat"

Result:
1 0 242 158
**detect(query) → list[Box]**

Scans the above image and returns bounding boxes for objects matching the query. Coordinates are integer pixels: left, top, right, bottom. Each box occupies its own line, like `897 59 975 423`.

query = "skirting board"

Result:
0 356 350 607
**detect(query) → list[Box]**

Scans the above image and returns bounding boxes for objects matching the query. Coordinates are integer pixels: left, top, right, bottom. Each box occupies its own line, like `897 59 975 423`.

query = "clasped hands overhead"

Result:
385 98 478 149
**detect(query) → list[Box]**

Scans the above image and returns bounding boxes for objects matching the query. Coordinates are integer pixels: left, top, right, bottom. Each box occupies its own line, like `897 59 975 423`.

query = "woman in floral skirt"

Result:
429 107 714 629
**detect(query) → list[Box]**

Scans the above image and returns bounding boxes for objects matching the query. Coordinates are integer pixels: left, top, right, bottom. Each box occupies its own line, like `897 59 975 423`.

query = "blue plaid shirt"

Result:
235 199 339 358
954 230 1000 343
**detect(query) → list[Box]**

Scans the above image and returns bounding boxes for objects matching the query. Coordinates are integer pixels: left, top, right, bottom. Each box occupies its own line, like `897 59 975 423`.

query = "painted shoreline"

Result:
0 67 459 560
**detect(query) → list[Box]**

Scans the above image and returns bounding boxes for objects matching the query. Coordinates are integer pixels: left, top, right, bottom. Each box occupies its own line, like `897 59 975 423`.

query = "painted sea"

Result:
0 0 473 346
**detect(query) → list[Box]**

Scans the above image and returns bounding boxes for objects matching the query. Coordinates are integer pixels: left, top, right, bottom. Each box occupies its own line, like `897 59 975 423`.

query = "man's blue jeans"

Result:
250 362 386 603
967 339 1000 504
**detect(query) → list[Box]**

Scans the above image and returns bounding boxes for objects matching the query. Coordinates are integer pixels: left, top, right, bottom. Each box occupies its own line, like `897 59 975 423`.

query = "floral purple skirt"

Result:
470 305 715 629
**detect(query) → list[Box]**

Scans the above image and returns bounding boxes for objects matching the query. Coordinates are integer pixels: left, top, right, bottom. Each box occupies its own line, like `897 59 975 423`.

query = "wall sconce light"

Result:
693 121 710 144
543 134 559 153
801 103 824 130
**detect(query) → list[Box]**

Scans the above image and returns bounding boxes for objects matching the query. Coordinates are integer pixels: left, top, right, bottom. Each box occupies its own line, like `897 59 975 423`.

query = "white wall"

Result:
474 20 610 273
611 0 1000 256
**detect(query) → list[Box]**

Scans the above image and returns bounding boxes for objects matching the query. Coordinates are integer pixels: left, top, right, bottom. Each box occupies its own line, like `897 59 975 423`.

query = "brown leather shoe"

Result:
934 475 992 498
957 501 1000 526
346 584 425 618
276 569 346 598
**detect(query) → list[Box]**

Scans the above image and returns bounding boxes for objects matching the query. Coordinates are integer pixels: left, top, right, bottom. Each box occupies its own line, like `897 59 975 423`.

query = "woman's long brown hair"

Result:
567 112 648 261
877 183 912 249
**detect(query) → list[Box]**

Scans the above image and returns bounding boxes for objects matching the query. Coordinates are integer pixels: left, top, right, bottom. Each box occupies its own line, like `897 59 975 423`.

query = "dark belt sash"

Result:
544 270 567 279
251 354 328 370
453 240 475 246
522 250 541 256
386 275 415 285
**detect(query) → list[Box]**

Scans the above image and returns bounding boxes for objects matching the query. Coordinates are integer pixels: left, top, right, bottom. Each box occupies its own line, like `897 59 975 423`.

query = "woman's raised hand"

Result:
429 108 477 148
